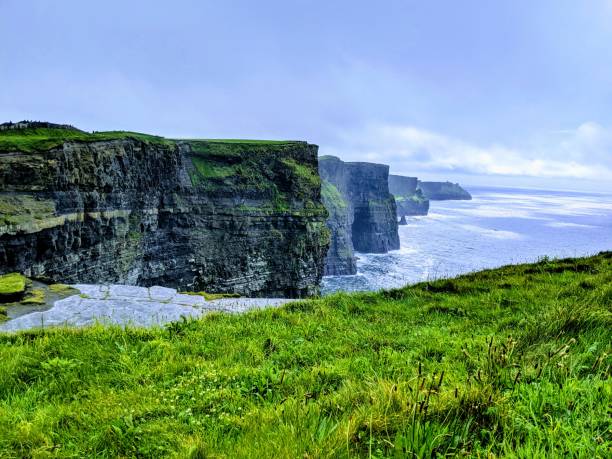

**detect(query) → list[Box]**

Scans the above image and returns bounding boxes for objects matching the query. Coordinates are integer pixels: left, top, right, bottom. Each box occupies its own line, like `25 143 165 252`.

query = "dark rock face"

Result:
347 163 400 253
389 174 430 217
418 181 472 200
389 175 418 195
320 180 356 276
319 156 399 275
0 133 329 298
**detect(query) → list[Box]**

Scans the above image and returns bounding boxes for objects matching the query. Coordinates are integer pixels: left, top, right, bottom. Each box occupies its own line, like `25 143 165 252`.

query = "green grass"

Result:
0 127 174 153
20 288 46 305
48 284 78 295
0 124 304 154
0 273 27 300
189 156 238 179
190 139 301 145
0 126 301 154
0 254 610 457
321 180 348 218
281 158 320 189
394 190 428 205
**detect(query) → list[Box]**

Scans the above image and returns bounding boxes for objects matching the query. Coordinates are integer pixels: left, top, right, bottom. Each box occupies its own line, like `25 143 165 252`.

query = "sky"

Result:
1 0 612 191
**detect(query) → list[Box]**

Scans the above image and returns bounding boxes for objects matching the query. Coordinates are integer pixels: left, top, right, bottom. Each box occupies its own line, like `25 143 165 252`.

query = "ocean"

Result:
321 186 612 294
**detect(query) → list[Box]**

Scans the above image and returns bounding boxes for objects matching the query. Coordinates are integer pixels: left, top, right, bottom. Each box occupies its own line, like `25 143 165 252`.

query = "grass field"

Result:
0 253 610 458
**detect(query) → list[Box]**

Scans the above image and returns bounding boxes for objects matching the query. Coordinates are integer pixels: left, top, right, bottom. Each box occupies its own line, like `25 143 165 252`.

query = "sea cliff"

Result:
319 156 399 275
0 122 329 297
418 180 472 200
388 174 430 218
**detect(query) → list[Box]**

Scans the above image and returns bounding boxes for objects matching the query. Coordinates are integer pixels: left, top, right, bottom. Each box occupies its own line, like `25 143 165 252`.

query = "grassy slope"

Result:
0 254 610 458
321 180 348 218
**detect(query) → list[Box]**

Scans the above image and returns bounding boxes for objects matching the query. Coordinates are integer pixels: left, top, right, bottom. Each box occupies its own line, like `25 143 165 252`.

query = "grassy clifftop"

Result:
0 254 610 457
0 126 174 153
0 123 300 154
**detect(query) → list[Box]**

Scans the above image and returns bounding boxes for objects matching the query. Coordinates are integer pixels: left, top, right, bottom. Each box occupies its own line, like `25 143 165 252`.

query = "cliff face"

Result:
347 162 399 253
418 181 472 200
319 156 399 275
0 124 329 298
388 174 430 217
320 180 356 276
389 175 418 195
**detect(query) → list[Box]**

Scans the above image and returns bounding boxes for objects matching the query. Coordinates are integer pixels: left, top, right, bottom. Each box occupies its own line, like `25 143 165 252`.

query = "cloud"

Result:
324 122 612 183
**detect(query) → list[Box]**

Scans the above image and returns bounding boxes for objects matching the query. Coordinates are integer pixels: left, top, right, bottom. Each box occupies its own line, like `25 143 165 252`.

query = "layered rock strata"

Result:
319 156 399 276
0 122 330 297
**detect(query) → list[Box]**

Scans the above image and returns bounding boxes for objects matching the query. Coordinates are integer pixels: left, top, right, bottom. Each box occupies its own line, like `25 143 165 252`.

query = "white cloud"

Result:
324 122 612 184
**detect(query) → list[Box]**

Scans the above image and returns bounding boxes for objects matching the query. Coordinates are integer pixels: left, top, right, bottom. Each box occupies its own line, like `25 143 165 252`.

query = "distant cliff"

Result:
319 156 399 275
0 122 329 297
388 174 429 218
418 181 472 200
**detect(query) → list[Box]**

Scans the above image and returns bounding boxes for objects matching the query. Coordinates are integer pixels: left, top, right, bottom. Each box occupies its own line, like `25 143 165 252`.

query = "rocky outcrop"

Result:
0 123 330 298
417 181 472 200
319 156 399 275
388 174 430 217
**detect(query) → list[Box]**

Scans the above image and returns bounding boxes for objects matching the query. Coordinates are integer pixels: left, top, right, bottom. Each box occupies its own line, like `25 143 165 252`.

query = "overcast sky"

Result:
2 0 612 191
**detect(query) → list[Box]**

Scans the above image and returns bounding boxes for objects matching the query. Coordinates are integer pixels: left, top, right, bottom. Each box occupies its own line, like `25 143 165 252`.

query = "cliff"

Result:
320 180 356 275
319 156 399 275
0 122 330 297
417 181 472 200
388 174 430 218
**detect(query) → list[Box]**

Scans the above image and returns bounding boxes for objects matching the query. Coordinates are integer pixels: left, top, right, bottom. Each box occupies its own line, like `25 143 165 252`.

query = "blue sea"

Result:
321 186 612 294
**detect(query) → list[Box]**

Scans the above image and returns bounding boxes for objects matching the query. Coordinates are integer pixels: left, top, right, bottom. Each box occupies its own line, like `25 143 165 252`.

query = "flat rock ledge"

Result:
0 284 294 332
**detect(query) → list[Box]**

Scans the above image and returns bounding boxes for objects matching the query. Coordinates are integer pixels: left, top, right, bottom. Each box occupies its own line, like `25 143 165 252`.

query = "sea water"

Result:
321 186 612 294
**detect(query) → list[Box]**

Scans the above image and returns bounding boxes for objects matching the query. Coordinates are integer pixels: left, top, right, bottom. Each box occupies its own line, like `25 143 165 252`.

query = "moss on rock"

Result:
48 284 77 295
21 288 46 305
321 180 347 216
0 273 27 303
181 291 242 301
